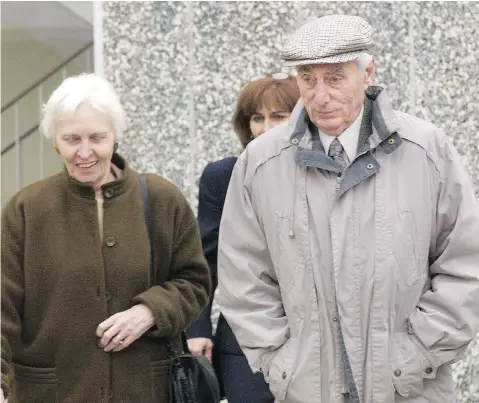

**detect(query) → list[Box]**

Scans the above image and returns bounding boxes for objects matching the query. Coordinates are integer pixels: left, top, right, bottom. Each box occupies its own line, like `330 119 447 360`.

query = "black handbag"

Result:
140 173 221 403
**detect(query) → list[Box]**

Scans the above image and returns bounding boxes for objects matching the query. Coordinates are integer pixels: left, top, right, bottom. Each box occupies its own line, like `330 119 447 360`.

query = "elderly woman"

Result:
1 73 211 403
186 73 300 403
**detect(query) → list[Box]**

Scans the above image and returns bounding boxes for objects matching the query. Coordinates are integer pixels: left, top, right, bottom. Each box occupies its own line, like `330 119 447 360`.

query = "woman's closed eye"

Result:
270 112 289 121
250 114 264 122
90 132 108 142
62 134 81 144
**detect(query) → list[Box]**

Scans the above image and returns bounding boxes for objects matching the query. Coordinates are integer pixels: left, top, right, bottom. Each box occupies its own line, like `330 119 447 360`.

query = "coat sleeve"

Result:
186 162 224 340
132 188 212 339
392 132 479 398
218 150 289 374
1 196 25 399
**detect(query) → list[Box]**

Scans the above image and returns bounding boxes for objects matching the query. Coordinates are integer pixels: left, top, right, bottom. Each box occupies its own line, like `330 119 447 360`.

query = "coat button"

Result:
282 372 287 379
388 138 395 145
394 369 402 377
333 316 338 322
367 163 374 169
105 237 115 247
425 367 433 374
104 189 114 198
105 291 111 301
291 138 299 145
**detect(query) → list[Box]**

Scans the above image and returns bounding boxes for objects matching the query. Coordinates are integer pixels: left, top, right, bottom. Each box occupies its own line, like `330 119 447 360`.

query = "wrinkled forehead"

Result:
297 61 356 75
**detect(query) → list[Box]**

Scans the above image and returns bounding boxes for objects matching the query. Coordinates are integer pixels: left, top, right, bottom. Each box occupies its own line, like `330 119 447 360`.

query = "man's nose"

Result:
313 82 331 105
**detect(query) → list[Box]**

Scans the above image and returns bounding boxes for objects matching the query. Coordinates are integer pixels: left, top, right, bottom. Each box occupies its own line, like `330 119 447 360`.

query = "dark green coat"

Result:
1 154 211 402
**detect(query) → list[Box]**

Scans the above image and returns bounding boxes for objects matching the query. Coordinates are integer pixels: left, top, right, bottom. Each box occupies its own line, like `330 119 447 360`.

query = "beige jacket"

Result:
218 87 479 403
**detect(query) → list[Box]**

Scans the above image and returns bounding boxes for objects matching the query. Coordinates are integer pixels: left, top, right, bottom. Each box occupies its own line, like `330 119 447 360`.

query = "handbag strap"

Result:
140 173 154 288
139 173 189 357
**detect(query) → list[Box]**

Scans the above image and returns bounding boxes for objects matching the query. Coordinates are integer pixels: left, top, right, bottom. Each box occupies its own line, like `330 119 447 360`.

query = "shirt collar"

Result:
317 105 364 162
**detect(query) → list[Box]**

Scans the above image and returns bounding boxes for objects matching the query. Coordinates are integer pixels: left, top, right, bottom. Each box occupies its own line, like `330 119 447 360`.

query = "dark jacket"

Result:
1 154 211 403
186 156 242 354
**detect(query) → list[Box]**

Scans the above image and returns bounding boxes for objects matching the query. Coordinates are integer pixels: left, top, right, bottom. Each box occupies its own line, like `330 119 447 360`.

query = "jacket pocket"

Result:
149 359 170 402
390 210 421 287
390 333 435 399
13 363 58 402
264 337 295 401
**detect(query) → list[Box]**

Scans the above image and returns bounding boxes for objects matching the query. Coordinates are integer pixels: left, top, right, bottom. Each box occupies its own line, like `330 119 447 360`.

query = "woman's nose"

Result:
77 141 92 159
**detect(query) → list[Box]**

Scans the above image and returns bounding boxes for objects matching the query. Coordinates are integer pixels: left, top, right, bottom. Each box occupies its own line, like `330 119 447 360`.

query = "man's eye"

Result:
251 115 264 122
303 75 316 86
328 76 342 84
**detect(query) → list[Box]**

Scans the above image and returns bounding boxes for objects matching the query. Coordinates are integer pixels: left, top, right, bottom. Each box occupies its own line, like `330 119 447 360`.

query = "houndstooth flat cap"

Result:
281 15 375 67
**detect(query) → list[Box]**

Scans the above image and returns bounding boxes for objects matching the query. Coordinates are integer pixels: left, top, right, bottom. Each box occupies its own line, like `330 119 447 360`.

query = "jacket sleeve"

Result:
132 189 212 339
392 132 479 398
186 163 223 339
218 150 289 374
1 197 25 399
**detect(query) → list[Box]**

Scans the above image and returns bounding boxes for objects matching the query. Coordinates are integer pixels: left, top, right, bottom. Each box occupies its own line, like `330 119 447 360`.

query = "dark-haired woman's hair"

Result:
232 75 300 148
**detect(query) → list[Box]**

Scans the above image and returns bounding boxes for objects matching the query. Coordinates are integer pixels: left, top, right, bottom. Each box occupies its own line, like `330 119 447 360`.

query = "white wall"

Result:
1 28 92 205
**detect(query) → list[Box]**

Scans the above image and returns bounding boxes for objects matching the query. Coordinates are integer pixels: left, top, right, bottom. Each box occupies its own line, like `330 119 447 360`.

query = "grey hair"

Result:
40 73 126 142
356 52 374 71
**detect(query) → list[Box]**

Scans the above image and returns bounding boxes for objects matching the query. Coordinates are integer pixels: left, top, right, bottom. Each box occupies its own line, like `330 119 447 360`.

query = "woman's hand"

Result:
96 304 155 352
187 337 214 362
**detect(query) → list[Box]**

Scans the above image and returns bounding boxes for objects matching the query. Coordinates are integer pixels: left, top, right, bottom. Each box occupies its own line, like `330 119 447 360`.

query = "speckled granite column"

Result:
103 2 478 400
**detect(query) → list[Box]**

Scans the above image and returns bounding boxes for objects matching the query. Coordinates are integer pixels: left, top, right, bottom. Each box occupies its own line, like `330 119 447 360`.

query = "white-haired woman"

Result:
1 73 211 403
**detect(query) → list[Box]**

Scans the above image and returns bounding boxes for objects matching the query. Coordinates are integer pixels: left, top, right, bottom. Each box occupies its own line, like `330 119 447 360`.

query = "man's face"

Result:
297 59 374 136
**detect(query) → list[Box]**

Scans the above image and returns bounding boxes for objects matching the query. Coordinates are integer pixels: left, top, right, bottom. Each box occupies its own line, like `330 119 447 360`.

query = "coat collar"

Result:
289 86 402 154
64 153 133 200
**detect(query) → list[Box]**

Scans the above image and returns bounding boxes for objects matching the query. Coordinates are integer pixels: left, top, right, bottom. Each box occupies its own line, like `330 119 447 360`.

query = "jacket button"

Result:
367 163 374 169
282 372 287 379
105 291 111 301
333 316 338 322
105 237 115 247
425 367 433 374
388 138 395 145
291 138 299 145
104 189 114 198
394 369 402 377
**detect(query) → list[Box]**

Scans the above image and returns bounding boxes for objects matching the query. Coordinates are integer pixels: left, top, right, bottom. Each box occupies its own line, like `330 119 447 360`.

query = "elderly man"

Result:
217 14 479 403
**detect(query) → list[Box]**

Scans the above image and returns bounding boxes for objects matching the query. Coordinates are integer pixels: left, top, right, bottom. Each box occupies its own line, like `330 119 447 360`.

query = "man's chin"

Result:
315 122 343 136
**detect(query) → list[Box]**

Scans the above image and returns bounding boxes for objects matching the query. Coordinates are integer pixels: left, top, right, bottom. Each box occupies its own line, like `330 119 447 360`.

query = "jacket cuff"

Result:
390 332 437 398
185 304 213 339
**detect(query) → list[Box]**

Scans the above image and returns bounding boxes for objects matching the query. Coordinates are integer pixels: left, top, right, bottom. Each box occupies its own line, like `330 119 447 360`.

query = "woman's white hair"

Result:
40 73 126 141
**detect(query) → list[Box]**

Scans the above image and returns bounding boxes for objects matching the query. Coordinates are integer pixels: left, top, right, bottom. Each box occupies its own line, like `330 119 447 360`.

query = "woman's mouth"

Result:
77 161 98 168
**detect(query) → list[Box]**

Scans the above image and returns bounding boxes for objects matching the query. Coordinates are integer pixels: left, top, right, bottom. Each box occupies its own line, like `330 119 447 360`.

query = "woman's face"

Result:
54 103 116 190
249 105 291 138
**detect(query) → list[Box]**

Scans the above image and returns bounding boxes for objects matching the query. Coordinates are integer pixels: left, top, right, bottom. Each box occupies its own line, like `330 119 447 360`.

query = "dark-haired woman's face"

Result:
249 105 291 138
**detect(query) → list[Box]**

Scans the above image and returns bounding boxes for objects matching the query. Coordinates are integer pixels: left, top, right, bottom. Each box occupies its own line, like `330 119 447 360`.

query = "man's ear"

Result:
365 57 375 86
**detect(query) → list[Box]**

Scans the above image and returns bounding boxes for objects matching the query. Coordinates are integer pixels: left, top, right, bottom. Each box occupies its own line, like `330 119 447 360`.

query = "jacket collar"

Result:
64 153 133 200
